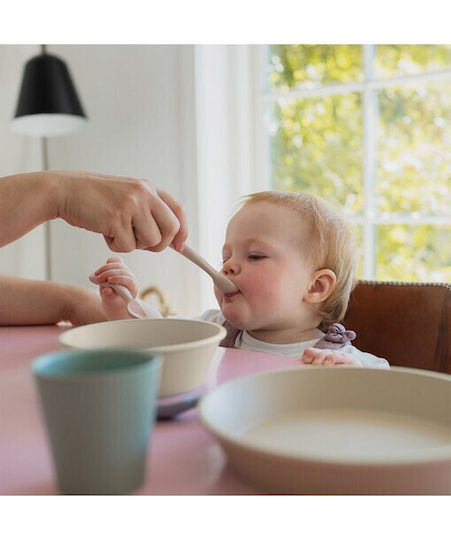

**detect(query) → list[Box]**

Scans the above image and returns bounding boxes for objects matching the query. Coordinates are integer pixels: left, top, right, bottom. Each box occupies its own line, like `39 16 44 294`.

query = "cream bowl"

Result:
59 318 226 397
198 367 451 494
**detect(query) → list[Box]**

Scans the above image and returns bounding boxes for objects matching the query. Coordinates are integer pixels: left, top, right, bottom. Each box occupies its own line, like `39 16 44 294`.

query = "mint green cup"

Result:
32 349 161 495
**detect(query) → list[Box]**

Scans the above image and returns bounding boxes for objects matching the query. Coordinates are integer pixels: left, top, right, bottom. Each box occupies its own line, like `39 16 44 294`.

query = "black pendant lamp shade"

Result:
12 52 87 137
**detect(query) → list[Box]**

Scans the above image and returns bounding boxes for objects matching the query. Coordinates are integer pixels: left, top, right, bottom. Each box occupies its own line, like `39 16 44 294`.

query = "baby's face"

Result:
215 201 317 333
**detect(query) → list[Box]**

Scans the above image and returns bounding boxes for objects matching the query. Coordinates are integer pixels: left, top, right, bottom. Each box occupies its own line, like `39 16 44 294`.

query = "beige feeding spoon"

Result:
176 244 238 295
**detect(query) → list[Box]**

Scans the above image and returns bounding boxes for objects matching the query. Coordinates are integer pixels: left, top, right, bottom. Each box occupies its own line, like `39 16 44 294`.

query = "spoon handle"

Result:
109 283 134 303
176 245 238 294
180 245 218 276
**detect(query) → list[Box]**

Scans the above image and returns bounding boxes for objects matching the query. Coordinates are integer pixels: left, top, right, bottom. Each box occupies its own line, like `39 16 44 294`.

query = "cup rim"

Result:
32 348 161 381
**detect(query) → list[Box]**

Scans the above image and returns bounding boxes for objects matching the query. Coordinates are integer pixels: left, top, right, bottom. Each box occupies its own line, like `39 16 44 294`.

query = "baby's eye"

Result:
248 254 266 260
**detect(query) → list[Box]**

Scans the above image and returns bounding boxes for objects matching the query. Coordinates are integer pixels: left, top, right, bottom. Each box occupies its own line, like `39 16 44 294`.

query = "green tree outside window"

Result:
265 44 451 282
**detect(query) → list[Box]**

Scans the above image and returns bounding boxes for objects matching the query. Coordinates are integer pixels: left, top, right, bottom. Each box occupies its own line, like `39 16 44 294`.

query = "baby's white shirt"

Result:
198 309 389 369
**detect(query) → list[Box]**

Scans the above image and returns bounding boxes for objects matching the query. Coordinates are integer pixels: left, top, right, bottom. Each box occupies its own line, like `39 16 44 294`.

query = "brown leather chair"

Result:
341 280 451 374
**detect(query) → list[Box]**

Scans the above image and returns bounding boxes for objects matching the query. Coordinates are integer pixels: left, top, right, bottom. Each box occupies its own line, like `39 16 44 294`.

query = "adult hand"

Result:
55 171 188 252
0 171 188 253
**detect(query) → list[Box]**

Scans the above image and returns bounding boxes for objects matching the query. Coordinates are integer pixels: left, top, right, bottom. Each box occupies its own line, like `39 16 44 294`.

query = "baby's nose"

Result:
223 260 239 275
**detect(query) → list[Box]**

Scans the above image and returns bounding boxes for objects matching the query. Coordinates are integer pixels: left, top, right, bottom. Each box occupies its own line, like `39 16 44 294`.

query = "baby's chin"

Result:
221 307 247 330
220 296 257 329
223 313 260 332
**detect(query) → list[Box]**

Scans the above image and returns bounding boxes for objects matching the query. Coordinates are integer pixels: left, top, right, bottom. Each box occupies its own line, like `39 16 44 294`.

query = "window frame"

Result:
253 44 451 280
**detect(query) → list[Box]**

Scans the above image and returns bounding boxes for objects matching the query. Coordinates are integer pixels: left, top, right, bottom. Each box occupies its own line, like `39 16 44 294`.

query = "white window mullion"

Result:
262 69 451 103
362 44 377 279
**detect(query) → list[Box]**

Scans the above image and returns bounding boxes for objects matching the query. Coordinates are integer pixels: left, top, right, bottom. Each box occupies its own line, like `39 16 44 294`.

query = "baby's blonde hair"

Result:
241 191 356 324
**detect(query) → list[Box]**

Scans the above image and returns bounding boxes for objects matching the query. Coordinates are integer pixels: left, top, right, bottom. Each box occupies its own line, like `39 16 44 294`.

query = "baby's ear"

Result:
303 269 336 305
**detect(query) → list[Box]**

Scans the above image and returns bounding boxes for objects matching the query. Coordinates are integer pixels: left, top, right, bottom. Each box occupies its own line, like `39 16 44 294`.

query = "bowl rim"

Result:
58 317 227 354
198 366 451 466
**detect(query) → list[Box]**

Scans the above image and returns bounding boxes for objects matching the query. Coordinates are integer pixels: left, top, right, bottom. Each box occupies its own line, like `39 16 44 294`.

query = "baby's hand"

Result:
301 347 362 367
89 256 139 320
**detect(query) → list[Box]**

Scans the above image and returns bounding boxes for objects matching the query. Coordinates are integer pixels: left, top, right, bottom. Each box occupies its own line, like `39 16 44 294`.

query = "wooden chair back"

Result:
341 280 451 374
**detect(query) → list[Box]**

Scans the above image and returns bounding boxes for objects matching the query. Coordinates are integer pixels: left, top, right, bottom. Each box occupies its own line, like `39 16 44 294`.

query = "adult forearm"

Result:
0 172 58 247
0 274 107 326
0 275 69 325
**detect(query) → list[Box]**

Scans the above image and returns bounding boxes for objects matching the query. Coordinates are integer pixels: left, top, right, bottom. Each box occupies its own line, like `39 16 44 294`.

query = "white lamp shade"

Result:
11 113 87 138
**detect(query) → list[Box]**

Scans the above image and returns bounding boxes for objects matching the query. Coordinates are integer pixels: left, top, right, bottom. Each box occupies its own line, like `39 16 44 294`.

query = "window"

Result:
259 45 451 282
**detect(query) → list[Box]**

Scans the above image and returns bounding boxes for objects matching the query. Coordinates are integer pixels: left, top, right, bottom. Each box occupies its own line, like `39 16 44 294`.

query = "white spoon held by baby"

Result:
89 277 162 319
175 244 238 295
109 283 163 319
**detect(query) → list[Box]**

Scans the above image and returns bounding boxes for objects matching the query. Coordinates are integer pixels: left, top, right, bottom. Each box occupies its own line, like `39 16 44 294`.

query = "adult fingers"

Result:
104 227 137 253
100 178 185 253
156 189 188 251
131 213 164 250
135 192 180 252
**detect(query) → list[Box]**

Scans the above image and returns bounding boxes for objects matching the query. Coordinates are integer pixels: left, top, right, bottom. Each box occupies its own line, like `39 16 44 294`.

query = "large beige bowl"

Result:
198 367 451 494
59 318 226 397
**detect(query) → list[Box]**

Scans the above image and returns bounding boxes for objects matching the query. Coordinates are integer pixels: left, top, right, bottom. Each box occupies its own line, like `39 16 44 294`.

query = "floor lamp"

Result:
11 44 87 280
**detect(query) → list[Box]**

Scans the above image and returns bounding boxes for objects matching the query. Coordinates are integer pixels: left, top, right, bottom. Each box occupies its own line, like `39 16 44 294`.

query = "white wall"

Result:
0 44 202 316
0 45 46 279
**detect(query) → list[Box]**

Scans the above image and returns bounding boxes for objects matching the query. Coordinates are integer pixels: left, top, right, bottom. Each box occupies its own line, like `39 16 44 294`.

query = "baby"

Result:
90 191 389 369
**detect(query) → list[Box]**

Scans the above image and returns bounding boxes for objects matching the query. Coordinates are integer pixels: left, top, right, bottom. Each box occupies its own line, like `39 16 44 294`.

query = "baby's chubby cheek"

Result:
249 277 282 307
242 271 272 294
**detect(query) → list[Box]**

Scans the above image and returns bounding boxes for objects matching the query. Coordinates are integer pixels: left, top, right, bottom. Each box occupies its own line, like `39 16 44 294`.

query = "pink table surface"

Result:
0 324 302 495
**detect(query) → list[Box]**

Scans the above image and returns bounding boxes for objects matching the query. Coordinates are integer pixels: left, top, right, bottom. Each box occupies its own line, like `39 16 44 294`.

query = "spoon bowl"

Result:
110 284 162 319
